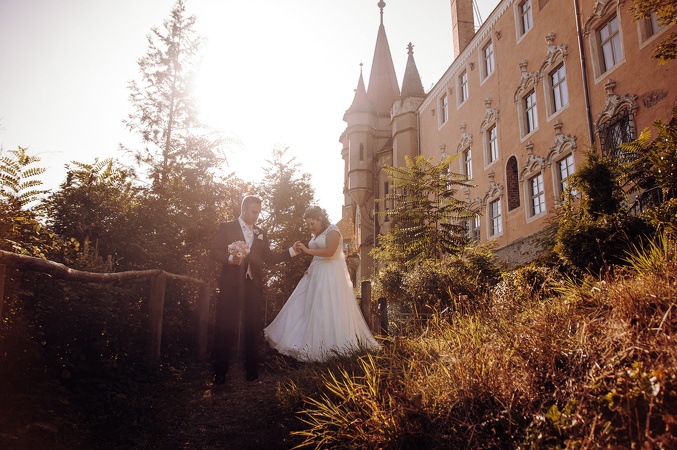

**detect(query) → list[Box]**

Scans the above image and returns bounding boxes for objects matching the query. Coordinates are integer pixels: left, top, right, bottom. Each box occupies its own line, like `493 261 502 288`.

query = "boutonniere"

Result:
254 228 264 240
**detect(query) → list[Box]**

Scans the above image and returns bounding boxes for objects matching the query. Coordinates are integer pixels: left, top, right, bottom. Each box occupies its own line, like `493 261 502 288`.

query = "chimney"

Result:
451 0 475 58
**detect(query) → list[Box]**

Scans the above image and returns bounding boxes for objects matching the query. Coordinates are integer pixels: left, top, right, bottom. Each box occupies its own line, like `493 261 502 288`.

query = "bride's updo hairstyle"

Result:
304 206 330 228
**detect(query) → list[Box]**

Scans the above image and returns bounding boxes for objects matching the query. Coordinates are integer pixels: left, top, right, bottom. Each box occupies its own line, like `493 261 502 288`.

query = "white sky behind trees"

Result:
0 0 498 223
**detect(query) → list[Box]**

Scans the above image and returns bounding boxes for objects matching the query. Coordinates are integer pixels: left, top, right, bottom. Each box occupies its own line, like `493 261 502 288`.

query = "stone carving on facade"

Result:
479 98 499 133
641 90 668 108
546 121 578 166
583 0 625 37
538 33 568 78
520 141 545 180
594 79 639 131
457 123 473 153
482 171 504 204
514 60 539 102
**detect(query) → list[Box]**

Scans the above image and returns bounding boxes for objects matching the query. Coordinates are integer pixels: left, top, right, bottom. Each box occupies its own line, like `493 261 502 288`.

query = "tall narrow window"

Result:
488 125 498 163
530 173 546 216
599 15 622 72
439 94 448 126
490 199 503 236
648 13 661 37
519 0 533 36
460 70 469 103
525 90 538 134
640 13 662 42
359 143 364 161
507 156 520 211
551 63 568 113
463 148 473 179
558 154 575 198
466 214 481 242
483 41 495 78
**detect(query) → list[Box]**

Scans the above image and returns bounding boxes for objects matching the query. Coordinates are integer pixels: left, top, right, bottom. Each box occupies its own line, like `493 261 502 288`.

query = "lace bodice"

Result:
308 224 342 260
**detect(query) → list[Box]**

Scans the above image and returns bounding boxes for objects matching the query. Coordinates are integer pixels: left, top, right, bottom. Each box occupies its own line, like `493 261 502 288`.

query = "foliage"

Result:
375 245 501 313
373 154 475 267
554 150 654 274
44 158 140 266
0 148 66 257
288 233 677 449
124 0 226 196
618 106 677 233
256 146 316 318
630 0 677 63
0 146 47 210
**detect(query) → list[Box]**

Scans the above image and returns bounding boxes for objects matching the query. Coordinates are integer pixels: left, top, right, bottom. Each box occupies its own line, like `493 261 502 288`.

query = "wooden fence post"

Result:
147 272 167 363
378 297 388 335
0 264 5 324
196 284 210 359
360 280 372 330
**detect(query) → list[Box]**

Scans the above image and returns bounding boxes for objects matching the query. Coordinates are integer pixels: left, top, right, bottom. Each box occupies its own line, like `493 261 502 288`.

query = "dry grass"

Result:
281 237 677 449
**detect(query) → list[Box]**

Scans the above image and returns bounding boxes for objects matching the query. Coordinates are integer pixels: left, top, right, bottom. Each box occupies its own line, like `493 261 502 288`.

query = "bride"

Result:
264 206 379 362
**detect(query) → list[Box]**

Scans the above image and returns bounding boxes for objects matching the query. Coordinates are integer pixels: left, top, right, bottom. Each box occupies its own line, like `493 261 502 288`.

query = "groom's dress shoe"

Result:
246 371 258 382
214 371 226 385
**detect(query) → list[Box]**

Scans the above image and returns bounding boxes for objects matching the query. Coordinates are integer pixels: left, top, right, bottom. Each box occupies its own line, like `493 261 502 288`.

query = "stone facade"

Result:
341 0 676 280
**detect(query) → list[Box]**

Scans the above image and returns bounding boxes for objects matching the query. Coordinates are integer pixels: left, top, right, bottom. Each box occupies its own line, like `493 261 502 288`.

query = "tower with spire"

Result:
340 1 424 281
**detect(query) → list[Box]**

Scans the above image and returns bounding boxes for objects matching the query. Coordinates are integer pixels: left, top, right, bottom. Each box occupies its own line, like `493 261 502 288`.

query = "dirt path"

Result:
141 361 305 450
1 348 308 450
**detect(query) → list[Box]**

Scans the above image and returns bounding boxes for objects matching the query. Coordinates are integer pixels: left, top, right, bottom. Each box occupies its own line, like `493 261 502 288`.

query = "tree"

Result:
124 0 225 195
0 147 56 257
554 151 653 274
44 158 140 268
630 0 677 63
0 146 47 211
373 154 475 267
256 146 316 318
619 106 677 233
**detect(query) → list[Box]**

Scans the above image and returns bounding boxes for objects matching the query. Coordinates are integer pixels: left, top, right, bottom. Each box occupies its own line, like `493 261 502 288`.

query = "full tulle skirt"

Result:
264 257 379 362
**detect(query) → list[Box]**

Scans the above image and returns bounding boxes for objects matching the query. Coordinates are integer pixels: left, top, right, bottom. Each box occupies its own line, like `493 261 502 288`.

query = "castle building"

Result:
340 0 676 281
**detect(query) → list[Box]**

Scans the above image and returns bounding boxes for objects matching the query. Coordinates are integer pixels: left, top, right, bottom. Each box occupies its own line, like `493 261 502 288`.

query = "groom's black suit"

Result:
211 219 292 379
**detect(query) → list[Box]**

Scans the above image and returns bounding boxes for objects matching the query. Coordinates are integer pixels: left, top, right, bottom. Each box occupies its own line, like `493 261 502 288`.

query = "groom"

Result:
211 195 298 383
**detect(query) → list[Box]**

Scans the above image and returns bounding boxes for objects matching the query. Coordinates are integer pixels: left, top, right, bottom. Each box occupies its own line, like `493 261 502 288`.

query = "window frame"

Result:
489 198 503 238
466 213 481 242
599 15 623 73
481 40 495 82
529 173 546 217
439 94 449 127
555 153 575 201
516 0 533 41
523 89 539 136
458 70 469 105
486 124 499 165
462 146 473 180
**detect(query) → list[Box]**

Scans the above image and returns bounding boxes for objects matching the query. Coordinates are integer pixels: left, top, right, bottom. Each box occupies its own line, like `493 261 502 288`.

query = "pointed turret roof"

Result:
400 42 425 98
345 64 372 115
366 1 400 114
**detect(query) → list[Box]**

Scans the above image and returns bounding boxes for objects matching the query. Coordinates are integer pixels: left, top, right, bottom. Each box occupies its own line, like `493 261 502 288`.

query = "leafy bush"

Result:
374 245 500 314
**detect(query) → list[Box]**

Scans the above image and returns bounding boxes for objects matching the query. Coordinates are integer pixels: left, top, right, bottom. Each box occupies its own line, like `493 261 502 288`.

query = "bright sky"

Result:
0 0 498 223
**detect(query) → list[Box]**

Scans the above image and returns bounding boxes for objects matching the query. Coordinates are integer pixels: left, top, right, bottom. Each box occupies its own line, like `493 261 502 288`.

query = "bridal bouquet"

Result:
228 240 250 258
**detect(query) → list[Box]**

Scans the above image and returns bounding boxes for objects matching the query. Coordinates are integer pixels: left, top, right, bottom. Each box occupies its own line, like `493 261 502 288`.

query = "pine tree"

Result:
124 0 225 195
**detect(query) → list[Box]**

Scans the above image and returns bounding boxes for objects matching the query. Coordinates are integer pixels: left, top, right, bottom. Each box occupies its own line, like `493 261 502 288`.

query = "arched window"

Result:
506 156 520 211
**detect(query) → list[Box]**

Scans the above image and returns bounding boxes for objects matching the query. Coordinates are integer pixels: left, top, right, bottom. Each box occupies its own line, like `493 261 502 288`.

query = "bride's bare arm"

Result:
301 230 340 257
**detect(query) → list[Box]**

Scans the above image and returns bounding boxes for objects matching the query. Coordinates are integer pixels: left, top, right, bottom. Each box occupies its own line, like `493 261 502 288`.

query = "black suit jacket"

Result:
211 219 291 291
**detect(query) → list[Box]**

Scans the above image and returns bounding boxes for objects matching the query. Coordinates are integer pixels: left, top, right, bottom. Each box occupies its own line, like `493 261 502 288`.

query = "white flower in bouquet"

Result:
228 240 250 258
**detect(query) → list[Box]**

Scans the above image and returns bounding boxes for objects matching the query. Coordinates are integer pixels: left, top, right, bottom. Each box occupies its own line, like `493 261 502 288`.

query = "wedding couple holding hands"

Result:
210 195 379 384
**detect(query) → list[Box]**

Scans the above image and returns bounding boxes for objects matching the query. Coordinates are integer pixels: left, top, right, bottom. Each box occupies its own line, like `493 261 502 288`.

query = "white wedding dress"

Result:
264 224 379 362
